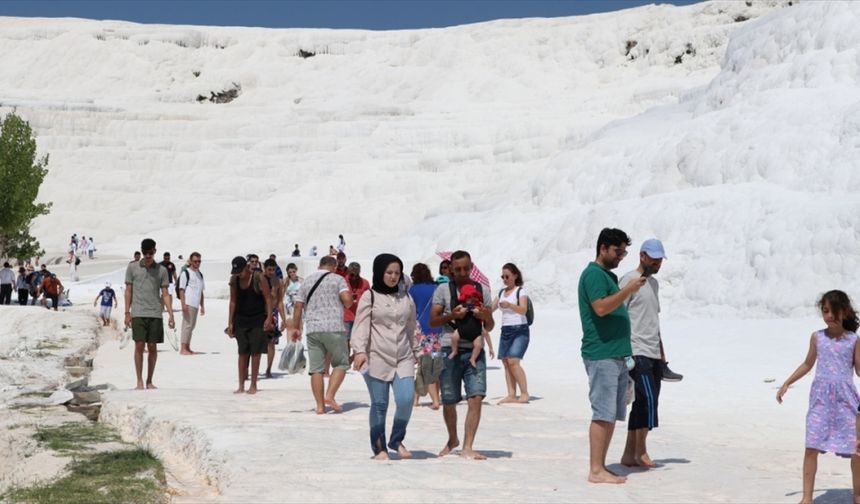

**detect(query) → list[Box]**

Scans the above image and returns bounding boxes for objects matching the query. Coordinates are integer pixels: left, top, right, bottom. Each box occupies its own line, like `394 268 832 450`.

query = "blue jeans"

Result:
364 372 415 454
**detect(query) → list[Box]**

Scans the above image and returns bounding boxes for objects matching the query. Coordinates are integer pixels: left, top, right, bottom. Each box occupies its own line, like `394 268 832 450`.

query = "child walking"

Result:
777 290 860 504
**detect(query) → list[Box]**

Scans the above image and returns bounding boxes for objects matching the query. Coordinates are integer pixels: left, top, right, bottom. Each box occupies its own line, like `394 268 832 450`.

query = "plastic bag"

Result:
280 339 307 375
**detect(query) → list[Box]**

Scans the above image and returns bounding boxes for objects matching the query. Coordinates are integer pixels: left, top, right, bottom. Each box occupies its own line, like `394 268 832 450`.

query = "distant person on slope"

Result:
578 228 645 484
125 238 174 390
285 263 302 316
337 234 346 253
160 252 177 310
16 267 29 305
777 290 860 504
40 273 64 311
291 244 301 257
87 237 96 259
93 282 118 326
335 251 348 278
618 239 671 469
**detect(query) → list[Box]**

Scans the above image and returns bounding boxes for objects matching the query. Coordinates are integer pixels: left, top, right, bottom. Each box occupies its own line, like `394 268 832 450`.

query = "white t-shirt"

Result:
178 268 205 308
619 270 661 359
499 286 528 327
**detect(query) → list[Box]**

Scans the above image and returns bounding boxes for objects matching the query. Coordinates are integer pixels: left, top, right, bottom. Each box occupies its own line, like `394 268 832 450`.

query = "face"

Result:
134 252 141 261
287 267 297 279
640 252 663 275
450 257 472 284
337 254 346 267
599 244 628 270
349 266 360 277
265 266 276 277
163 254 170 261
383 262 401 288
190 256 201 269
248 256 259 269
501 268 516 287
822 302 843 331
440 263 450 276
142 249 156 264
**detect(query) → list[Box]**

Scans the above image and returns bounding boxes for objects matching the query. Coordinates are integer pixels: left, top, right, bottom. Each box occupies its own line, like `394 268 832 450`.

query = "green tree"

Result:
0 112 51 259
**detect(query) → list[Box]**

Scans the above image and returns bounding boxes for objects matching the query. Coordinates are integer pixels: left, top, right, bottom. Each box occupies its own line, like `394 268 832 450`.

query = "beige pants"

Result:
181 306 199 344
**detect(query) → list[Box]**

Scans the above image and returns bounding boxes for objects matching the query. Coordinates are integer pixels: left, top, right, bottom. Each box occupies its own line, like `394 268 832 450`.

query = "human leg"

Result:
310 373 325 413
461 350 487 459
428 381 441 409
584 358 627 483
388 373 416 456
323 332 349 411
145 342 158 388
133 341 145 389
588 420 624 483
438 349 462 456
507 358 530 402
265 339 275 376
469 337 483 368
180 306 197 355
305 333 327 413
236 354 248 393
498 359 517 404
364 374 390 457
246 327 266 393
801 448 818 504
248 353 261 394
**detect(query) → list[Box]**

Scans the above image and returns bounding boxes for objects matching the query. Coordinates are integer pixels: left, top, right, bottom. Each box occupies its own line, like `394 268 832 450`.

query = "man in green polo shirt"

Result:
125 238 175 390
578 228 645 485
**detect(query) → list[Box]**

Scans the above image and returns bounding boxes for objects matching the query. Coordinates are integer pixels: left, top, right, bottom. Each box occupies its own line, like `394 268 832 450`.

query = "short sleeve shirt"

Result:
125 261 168 318
161 261 176 284
619 270 661 359
432 281 492 349
295 270 349 334
99 288 116 307
178 268 205 308
578 262 632 360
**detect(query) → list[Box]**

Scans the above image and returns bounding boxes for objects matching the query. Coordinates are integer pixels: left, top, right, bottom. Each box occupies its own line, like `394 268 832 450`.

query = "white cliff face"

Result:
4 0 852 318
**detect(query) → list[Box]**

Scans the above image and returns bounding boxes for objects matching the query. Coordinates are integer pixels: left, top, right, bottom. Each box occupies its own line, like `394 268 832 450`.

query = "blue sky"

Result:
0 1 704 30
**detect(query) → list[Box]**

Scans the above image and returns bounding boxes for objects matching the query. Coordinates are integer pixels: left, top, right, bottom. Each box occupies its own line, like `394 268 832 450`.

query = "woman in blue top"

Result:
409 263 443 409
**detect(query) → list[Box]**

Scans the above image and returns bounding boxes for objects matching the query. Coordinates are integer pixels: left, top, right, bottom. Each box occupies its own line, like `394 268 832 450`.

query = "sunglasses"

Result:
501 275 511 279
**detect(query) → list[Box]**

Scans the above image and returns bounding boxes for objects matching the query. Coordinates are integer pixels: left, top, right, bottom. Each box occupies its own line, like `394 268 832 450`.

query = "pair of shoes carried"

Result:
661 362 683 382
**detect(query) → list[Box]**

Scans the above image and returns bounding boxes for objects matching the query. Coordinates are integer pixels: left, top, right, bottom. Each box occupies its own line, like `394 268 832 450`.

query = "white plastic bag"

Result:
281 339 307 375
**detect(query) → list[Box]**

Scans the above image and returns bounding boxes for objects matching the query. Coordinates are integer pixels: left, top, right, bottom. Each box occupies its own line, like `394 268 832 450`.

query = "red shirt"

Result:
344 276 370 322
335 265 349 278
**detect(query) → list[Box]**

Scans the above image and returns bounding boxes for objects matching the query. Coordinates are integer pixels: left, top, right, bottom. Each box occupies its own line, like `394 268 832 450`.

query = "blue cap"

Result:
640 239 667 259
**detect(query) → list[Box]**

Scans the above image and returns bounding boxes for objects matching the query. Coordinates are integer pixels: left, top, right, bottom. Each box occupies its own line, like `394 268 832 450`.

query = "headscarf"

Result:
371 253 403 295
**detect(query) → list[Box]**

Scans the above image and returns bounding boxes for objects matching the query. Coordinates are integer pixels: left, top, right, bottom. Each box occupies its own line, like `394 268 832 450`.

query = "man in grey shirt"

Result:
289 255 352 414
618 238 679 469
125 238 174 390
430 250 494 460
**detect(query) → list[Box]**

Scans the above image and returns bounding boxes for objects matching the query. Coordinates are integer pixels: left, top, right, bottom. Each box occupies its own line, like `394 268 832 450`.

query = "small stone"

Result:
66 366 89 377
66 377 89 391
66 403 101 421
71 391 101 405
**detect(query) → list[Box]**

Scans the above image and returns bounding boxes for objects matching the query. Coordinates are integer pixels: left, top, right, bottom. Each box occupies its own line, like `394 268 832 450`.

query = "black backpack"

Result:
498 287 534 326
448 281 484 341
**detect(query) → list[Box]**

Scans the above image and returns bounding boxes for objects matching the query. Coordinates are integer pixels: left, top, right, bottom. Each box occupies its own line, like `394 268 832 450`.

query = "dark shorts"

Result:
235 326 266 355
439 346 487 405
628 356 663 430
499 324 530 359
46 294 59 310
132 317 164 344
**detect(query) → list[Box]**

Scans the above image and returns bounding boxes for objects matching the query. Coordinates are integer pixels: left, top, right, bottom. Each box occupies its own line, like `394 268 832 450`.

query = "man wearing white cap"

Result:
619 238 682 469
94 282 118 327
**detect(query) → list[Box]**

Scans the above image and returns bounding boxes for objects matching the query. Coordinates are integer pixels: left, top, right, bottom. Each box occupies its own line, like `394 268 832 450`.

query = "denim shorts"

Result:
583 358 628 422
498 324 530 359
439 347 486 405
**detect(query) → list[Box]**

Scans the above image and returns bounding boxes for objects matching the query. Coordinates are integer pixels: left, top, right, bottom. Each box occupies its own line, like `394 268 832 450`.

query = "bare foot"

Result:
247 387 257 395
265 371 273 379
516 395 530 403
460 449 487 460
430 403 440 410
636 454 657 469
373 451 390 460
146 383 157 390
497 396 517 405
588 470 627 484
180 350 194 355
135 383 145 390
439 439 460 457
620 455 638 467
397 444 413 459
233 388 245 394
324 398 342 413
315 407 325 415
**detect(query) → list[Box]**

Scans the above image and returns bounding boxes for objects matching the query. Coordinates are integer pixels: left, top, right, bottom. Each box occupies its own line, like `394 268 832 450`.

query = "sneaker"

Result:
661 362 683 382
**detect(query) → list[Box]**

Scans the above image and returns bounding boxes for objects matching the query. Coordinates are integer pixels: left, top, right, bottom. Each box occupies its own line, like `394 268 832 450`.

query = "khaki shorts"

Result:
132 317 164 344
306 332 348 374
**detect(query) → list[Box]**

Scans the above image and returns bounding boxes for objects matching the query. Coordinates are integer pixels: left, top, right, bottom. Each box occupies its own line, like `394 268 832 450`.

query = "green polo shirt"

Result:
125 260 168 318
578 261 632 360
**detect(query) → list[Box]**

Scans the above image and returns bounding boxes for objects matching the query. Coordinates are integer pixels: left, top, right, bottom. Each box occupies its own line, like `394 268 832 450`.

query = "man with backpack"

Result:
177 251 205 355
289 255 353 414
429 250 494 460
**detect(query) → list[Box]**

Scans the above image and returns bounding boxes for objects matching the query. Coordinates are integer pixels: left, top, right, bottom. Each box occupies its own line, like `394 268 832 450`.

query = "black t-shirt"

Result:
161 261 176 283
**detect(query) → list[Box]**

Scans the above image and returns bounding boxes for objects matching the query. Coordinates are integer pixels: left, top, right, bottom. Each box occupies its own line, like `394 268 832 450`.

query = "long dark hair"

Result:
819 290 860 332
411 263 434 284
502 263 524 287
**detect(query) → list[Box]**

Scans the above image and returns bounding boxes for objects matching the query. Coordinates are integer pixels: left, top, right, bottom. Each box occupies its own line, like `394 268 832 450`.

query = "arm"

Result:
260 275 273 331
484 330 495 359
227 279 237 336
499 294 528 315
591 279 645 317
276 284 287 330
339 289 353 310
854 338 860 377
124 283 133 328
289 302 304 341
161 286 175 329
430 303 468 327
777 333 817 403
199 290 205 316
93 294 100 307
351 293 371 370
407 297 420 359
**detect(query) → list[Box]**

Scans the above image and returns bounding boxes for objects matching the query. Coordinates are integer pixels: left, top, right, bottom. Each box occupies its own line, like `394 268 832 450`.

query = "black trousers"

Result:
17 288 29 305
0 284 12 305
